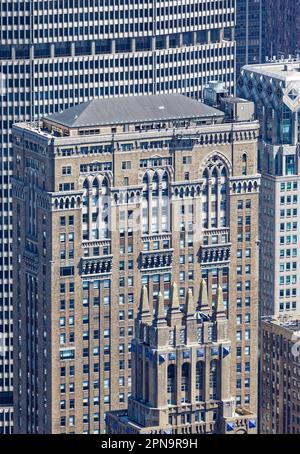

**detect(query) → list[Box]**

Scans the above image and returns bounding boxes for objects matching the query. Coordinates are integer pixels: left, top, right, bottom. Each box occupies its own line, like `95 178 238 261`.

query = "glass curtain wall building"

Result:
0 0 235 433
235 0 266 77
265 0 300 59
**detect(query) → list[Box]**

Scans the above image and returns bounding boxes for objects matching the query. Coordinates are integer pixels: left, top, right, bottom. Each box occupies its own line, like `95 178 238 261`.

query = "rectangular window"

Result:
60 266 74 277
122 161 131 170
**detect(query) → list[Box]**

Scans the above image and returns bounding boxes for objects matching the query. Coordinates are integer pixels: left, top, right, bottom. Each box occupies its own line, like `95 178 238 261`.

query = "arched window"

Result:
142 174 149 233
151 173 159 233
202 155 229 229
82 179 89 240
82 176 110 240
152 172 159 195
161 172 170 232
27 172 38 236
141 170 170 234
242 153 247 175
196 361 204 402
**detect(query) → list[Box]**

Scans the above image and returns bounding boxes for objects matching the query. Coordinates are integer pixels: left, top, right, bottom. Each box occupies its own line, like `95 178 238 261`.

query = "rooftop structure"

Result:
46 95 224 130
243 61 300 82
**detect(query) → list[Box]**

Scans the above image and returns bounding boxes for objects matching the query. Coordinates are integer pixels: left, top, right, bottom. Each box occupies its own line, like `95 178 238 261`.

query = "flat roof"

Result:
44 94 224 129
262 315 300 333
243 61 300 82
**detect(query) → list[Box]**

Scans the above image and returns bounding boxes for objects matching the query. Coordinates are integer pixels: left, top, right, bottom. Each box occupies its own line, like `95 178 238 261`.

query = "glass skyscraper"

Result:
0 0 235 433
235 0 265 77
265 0 300 59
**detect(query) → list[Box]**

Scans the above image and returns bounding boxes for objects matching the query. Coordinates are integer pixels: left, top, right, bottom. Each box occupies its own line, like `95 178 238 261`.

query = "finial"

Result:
139 285 150 319
216 284 226 315
154 291 167 326
185 288 195 316
170 282 180 311
157 291 165 319
199 278 208 310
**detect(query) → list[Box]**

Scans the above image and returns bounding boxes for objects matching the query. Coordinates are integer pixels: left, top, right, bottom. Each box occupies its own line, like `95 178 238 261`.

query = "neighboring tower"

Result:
265 0 300 59
240 61 300 317
106 284 257 434
261 314 300 434
235 0 266 77
0 1 236 433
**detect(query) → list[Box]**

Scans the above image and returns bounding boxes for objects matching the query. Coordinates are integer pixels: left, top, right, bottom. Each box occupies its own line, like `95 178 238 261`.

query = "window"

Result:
128 309 134 320
122 161 131 170
183 156 192 164
286 155 295 175
60 417 66 427
60 266 74 277
62 166 72 175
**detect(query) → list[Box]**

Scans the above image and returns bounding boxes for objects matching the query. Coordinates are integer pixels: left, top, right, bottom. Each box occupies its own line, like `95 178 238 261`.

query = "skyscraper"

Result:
260 314 300 434
12 93 260 433
0 0 236 433
239 61 300 317
106 284 258 435
265 0 300 59
235 0 266 77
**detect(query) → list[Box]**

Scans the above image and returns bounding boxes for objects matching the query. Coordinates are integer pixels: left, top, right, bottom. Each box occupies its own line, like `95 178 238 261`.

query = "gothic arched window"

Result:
242 153 247 175
81 176 110 240
201 155 229 229
141 170 170 234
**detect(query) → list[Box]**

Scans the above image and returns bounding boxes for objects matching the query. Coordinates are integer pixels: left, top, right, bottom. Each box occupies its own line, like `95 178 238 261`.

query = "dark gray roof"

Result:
45 94 224 128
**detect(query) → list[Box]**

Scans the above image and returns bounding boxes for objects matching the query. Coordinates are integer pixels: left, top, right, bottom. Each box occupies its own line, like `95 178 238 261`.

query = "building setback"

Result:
239 61 300 317
261 315 300 434
12 94 260 434
0 0 236 433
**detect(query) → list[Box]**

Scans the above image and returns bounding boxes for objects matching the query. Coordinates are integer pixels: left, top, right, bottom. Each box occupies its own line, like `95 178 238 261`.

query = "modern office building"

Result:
106 284 257 434
12 93 260 433
0 0 236 434
260 314 300 434
235 0 266 77
265 0 300 59
239 61 300 317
